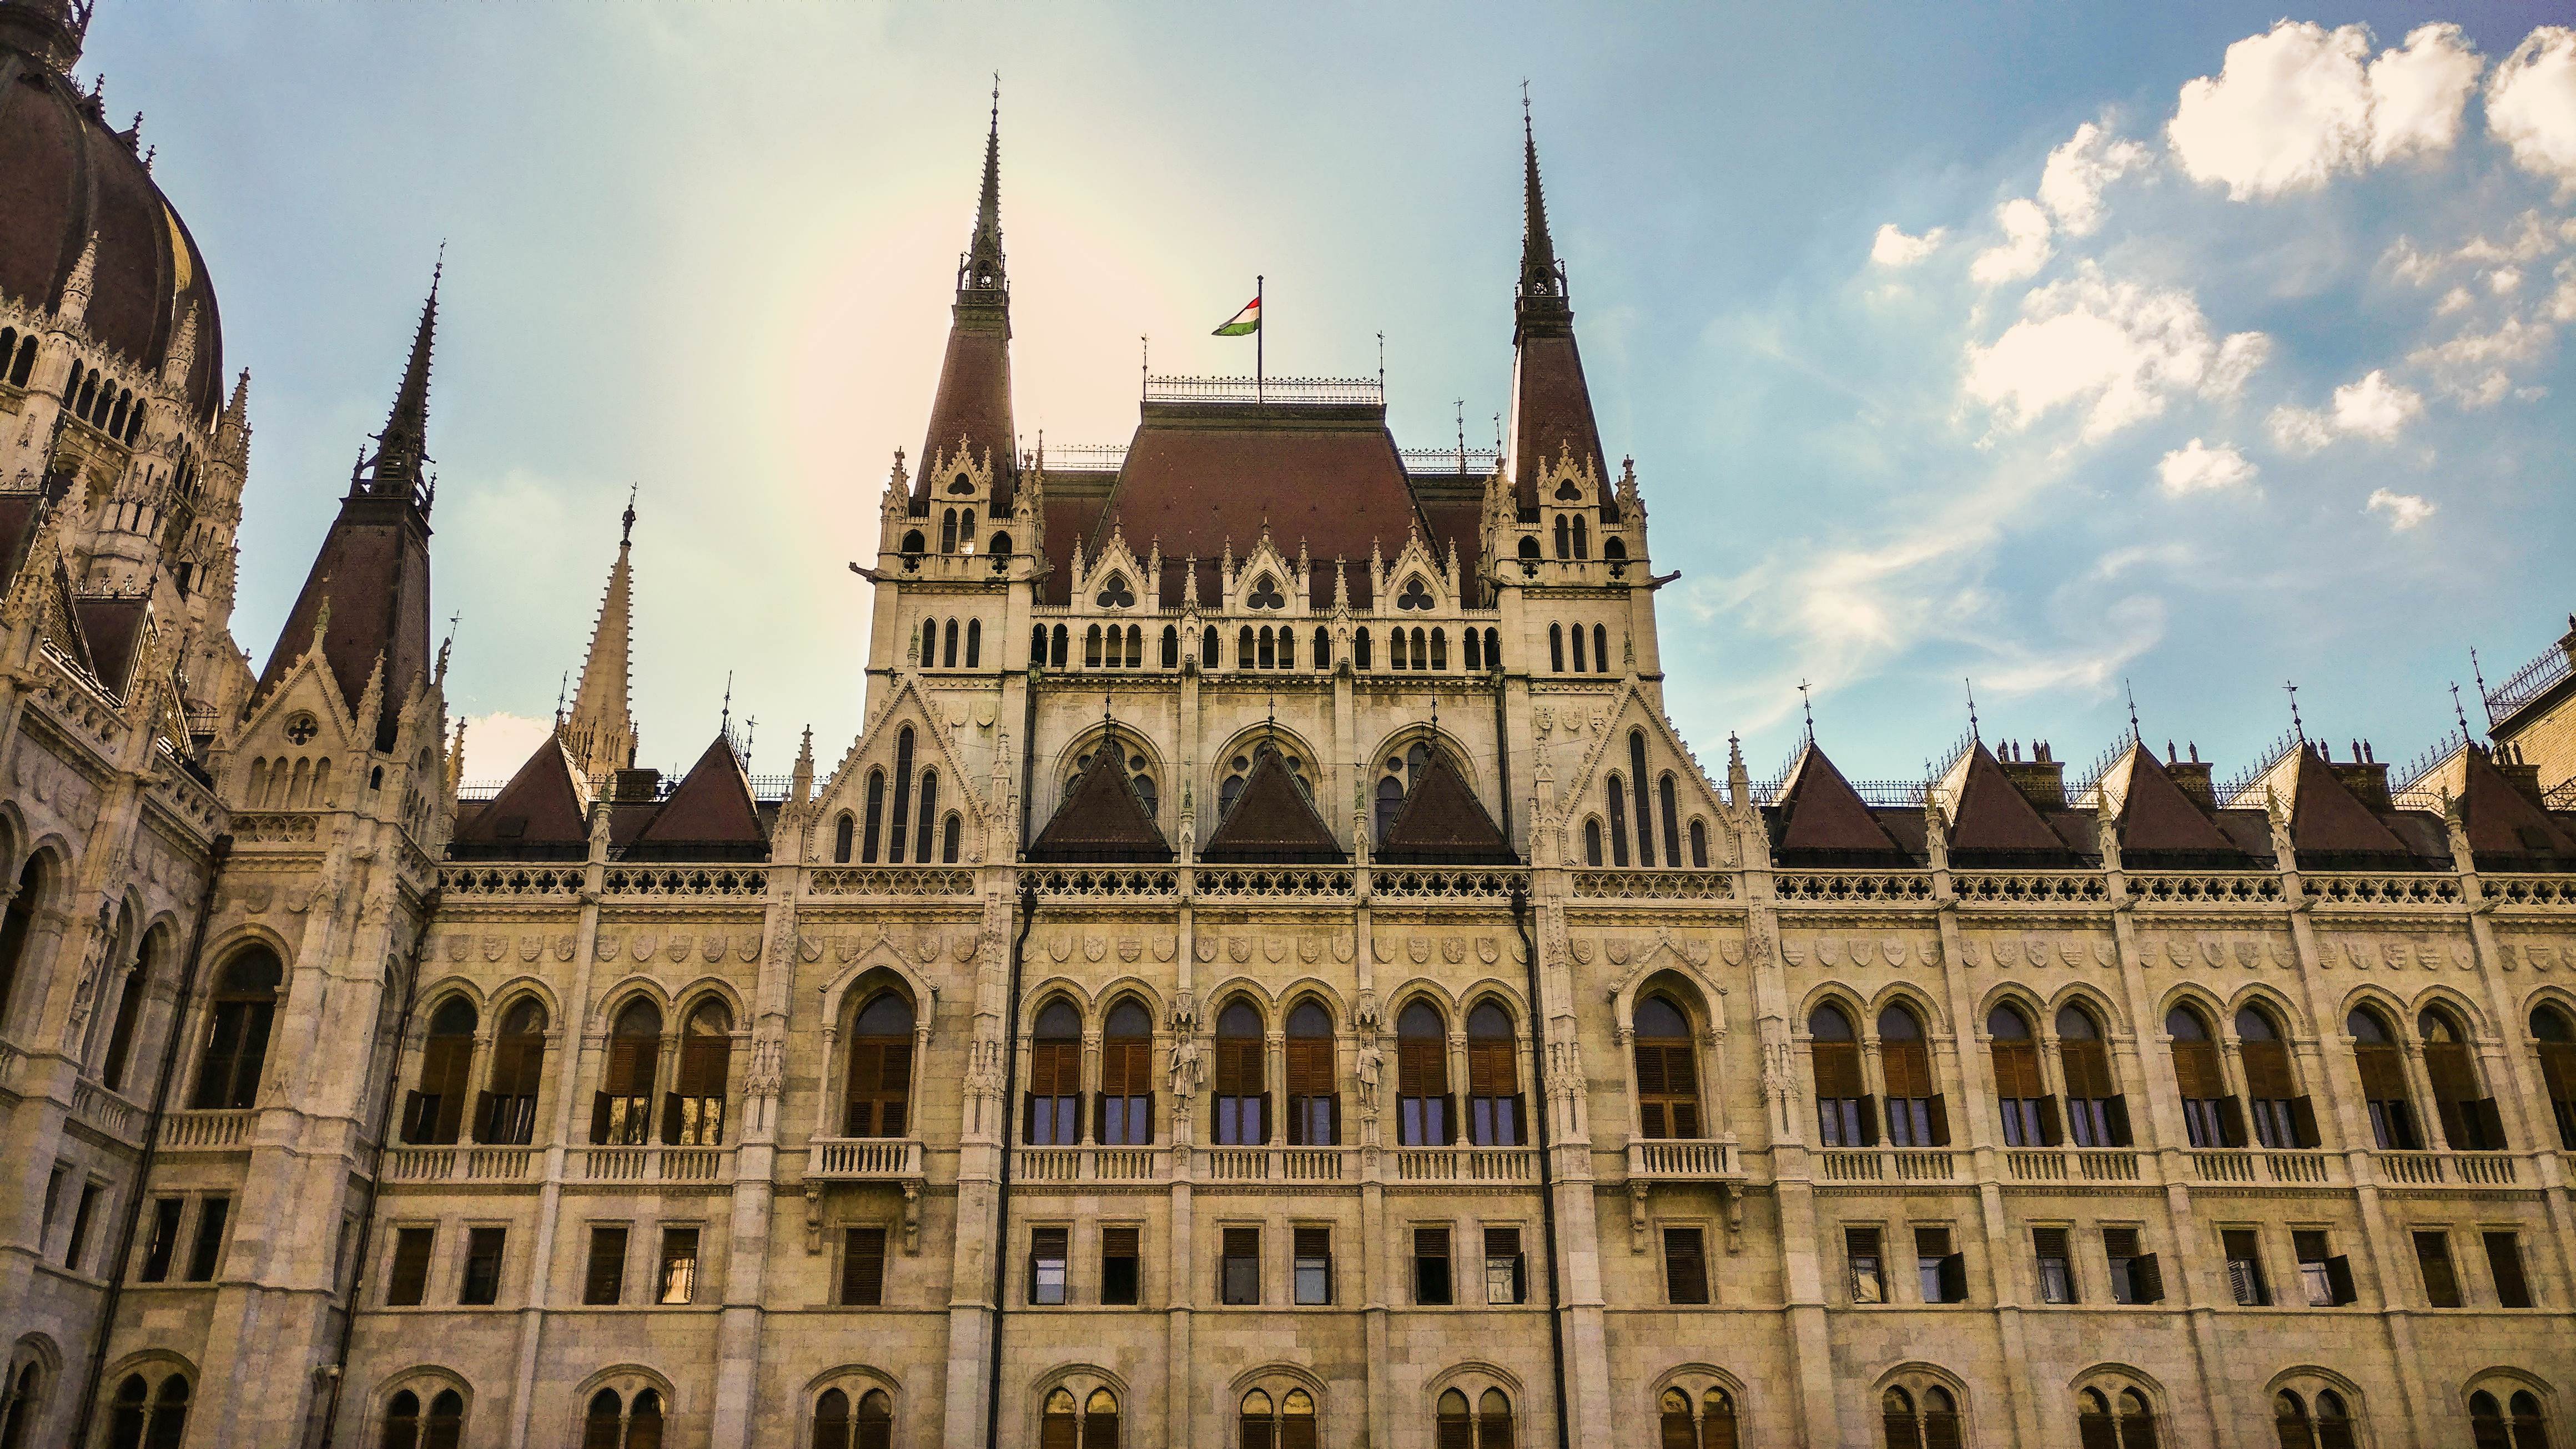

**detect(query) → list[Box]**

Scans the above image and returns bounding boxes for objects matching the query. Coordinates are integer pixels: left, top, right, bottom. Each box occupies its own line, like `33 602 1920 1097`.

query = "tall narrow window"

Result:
459 1227 505 1305
583 1224 629 1306
860 771 886 862
1292 1225 1332 1305
1397 1002 1452 1146
192 949 281 1109
1593 624 1609 672
966 618 982 667
843 992 914 1138
1477 1389 1513 1449
2167 1007 2241 1148
1054 625 1071 670
382 1391 421 1449
2237 1006 2317 1149
1085 1390 1119 1449
1659 776 1683 869
914 772 939 868
478 999 547 1145
1553 516 1570 558
2349 1007 2418 1149
1689 819 1709 868
840 1226 887 1306
1989 1005 2056 1146
1221 1226 1261 1304
101 929 151 1091
666 1000 731 1145
1208 625 1225 668
1663 1226 1709 1304
592 999 661 1145
942 619 959 668
1809 1004 1871 1146
2056 1005 2127 1147
1583 819 1604 867
1629 733 1657 864
1098 1000 1154 1145
1548 623 1564 672
185 1196 229 1281
2532 1005 2576 1149
2486 1230 2534 1309
2033 1226 2074 1304
1463 629 1481 671
1101 1225 1141 1306
0 857 41 1032
2413 1230 2462 1307
1466 1003 1522 1146
833 813 855 863
1284 1001 1338 1147
658 1226 699 1304
1484 1225 1526 1305
1915 1224 1964 1303
1214 1002 1267 1146
1026 1001 1083 1146
1572 624 1588 673
1415 1225 1453 1305
2222 1227 2269 1306
2421 1007 2504 1150
887 728 915 863
1633 995 1702 1139
386 1226 434 1306
1879 1005 1947 1146
1847 1225 1885 1304
137 1197 179 1281
1030 1225 1069 1305
1242 1390 1276 1449
1438 1391 1472 1448
1573 517 1589 558
404 997 478 1145
1606 776 1631 866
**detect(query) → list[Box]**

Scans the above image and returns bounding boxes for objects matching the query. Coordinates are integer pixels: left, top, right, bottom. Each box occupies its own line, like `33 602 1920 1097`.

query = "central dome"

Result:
0 4 223 422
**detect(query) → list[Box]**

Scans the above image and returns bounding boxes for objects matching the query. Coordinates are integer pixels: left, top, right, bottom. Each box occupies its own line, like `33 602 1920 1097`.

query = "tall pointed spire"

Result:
1505 95 1607 515
914 88 1018 513
1518 87 1564 319
961 76 1005 296
560 489 639 783
358 251 440 504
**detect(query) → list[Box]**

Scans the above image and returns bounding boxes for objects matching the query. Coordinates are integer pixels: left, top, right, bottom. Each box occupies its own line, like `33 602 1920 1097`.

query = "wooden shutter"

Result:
1810 1040 1864 1098
490 1033 543 1096
2538 1043 2576 1110
1030 1040 1080 1097
677 1035 729 1098
387 1227 432 1306
1662 1401 1697 1449
1468 1040 1517 1096
2104 1095 2133 1147
583 1227 627 1305
1633 1042 1668 1139
2061 1039 2114 1100
1991 1040 2043 1098
2354 1043 2409 1100
1286 1037 1335 1097
1925 1094 1950 1146
2473 1098 2507 1150
1923 1404 1962 1449
606 1035 657 1096
2037 1096 2064 1147
2079 1407 2120 1449
419 1037 473 1143
1881 1040 1932 1099
2241 1040 2296 1100
1397 1038 1447 1096
2170 1040 2225 1099
1437 1407 1473 1449
1215 1038 1264 1096
2484 1231 2532 1308
1663 1227 1708 1304
1701 1403 1740 1449
2217 1096 2248 1148
2325 1255 2356 1306
2415 1233 2461 1306
841 1227 886 1306
1040 1406 1078 1449
1102 1037 1150 1095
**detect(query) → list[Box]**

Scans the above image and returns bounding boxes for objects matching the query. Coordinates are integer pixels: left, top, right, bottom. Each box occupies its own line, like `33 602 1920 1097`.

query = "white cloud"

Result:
1963 264 2268 440
2169 21 2481 199
2408 315 2557 405
2156 439 2258 495
1871 223 1946 266
2267 368 2426 450
1970 198 2054 285
2367 488 2438 529
2488 27 2576 193
2039 122 2150 235
2550 259 2576 321
460 711 555 786
2384 211 2576 284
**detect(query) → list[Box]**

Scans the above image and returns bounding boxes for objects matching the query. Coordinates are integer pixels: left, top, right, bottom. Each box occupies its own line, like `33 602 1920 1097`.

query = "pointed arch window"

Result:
1163 626 1181 668
0 1356 39 1449
192 948 281 1110
834 812 856 863
404 997 479 1144
1593 623 1609 672
966 618 982 667
845 991 915 1137
914 771 940 866
2056 1004 2129 1148
943 618 959 668
2421 1005 2504 1149
108 1371 190 1449
1571 624 1588 673
1989 1005 2057 1146
1052 625 1069 670
479 998 548 1144
1027 999 1083 1145
1099 999 1154 1145
1428 628 1446 670
1553 516 1571 559
2235 1005 2316 1149
2273 1389 2356 1449
2076 1387 2157 1449
1606 777 1632 867
1628 733 1657 865
1259 626 1277 669
1810 1004 1871 1146
1214 1000 1267 1145
918 618 937 667
1085 1388 1122 1448
582 1388 663 1449
1285 1000 1339 1146
1313 625 1330 668
2349 1007 2419 1149
861 771 886 863
1353 626 1371 670
2168 1006 2240 1148
1239 626 1257 670
1548 623 1564 672
1633 995 1702 1139
1032 625 1048 670
888 728 917 863
941 813 963 863
1688 818 1709 868
2469 1389 2550 1449
666 999 732 1145
2533 1004 2576 1149
1085 625 1104 669
101 924 156 1093
1572 516 1589 558
1204 625 1221 667
1463 628 1482 671
1882 1385 1961 1449
593 999 663 1145
1661 1387 1739 1449
1467 1001 1523 1146
940 510 958 553
1879 1004 1946 1146
1397 1001 1451 1146
1583 818 1604 868
1659 776 1683 868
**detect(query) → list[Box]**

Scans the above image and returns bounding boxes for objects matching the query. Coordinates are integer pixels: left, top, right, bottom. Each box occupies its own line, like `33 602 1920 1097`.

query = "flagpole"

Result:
1255 274 1264 405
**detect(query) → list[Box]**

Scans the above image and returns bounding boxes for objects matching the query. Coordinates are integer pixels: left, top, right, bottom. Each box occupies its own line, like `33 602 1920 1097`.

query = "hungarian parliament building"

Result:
3 3 2575 1446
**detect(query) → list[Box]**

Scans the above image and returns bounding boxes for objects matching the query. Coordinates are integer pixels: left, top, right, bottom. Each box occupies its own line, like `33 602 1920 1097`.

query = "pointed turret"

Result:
560 493 638 782
255 270 440 750
912 88 1019 515
1505 102 1610 517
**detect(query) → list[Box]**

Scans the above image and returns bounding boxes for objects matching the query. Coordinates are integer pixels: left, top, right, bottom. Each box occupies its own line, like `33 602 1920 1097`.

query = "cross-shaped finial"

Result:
1797 679 1814 740
720 671 734 734
1963 677 1979 739
2451 682 2472 739
2284 680 2303 738
2124 678 2141 743
555 670 568 727
1102 688 1113 726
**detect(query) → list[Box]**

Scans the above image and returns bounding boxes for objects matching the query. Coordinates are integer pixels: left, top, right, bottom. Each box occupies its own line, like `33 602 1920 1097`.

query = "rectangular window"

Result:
140 1191 184 1279
658 1227 700 1305
1847 1226 1885 1305
459 1226 505 1305
1915 1225 1965 1304
39 1165 64 1249
2414 1230 2462 1309
1221 1227 1261 1305
1414 1226 1453 1306
185 1196 229 1282
66 1182 101 1273
583 1225 630 1306
1101 1226 1141 1306
2103 1227 2162 1305
2485 1231 2533 1309
1286 1031 1340 1148
1663 1227 1709 1305
1292 1226 1331 1306
841 1226 887 1307
1485 1226 1527 1306
2293 1229 2354 1307
386 1226 435 1307
2033 1226 2074 1305
2222 1228 2269 1306
1030 1226 1069 1305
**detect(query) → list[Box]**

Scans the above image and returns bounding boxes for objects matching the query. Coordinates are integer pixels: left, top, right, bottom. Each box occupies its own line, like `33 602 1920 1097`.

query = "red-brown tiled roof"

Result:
1507 329 1609 516
1771 743 1909 862
2111 744 2244 858
1378 749 1513 862
1028 727 1171 861
913 304 1017 514
71 595 147 695
255 494 433 752
2459 747 2576 862
450 736 588 853
1203 743 1345 863
635 734 767 851
2285 744 2411 860
1942 742 2069 856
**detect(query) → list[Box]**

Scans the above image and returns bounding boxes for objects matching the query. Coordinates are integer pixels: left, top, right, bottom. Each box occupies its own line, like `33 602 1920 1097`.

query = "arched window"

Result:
2237 1005 2315 1149
1634 995 1702 1139
2349 1007 2419 1149
581 1387 664 1449
1593 623 1609 672
1164 627 1181 669
1205 625 1222 668
1241 1390 1274 1449
2167 1005 2239 1149
1259 626 1277 670
1572 516 1589 559
1989 1005 2055 1146
1606 776 1632 866
1810 1004 1870 1146
1085 1388 1120 1448
2469 1389 2552 1449
479 998 548 1144
2077 1387 2159 1449
1032 625 1049 669
1027 1000 1083 1145
1583 818 1603 868
1100 999 1154 1145
940 510 958 553
966 619 982 668
1553 516 1571 558
861 770 887 862
1478 1388 1513 1449
1548 623 1564 672
942 813 963 863
1085 625 1104 669
1883 1385 1960 1449
1438 1390 1472 1448
1285 1000 1338 1146
899 529 924 556
888 728 917 863
2273 1389 2356 1449
1348 626 1368 671
917 618 937 668
914 771 940 866
8 336 31 386
193 948 282 1109
0 1355 41 1449
1376 777 1406 843
1467 1002 1522 1146
1239 626 1257 669
1661 1387 1739 1449
1428 628 1447 670
812 1387 893 1449
813 1388 850 1449
2056 1004 2129 1148
1879 1004 1946 1146
844 991 915 1137
405 997 479 1144
667 999 732 1145
1215 1000 1267 1145
109 1371 192 1449
1518 536 1541 561
1043 1389 1079 1449
1571 623 1587 673
1464 629 1482 671
834 812 856 863
1688 819 1709 868
1053 625 1070 670
1658 777 1683 869
1397 1001 1451 1146
593 999 663 1145
943 620 960 667
1628 733 1657 866
102 925 155 1093
2422 1005 2504 1150
2533 1004 2576 1149
1277 627 1294 670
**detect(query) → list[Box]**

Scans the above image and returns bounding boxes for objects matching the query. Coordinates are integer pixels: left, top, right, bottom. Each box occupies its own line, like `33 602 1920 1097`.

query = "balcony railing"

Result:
1818 1147 1956 1184
1394 1146 1538 1184
1628 1139 1742 1181
162 1109 255 1150
381 1145 541 1184
2372 1149 2518 1188
573 1145 732 1183
807 1137 925 1181
1144 374 1382 406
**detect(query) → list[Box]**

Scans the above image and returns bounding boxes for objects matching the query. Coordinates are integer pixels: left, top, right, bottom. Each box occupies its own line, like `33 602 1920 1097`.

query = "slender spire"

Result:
561 489 638 782
358 250 441 505
915 93 1018 510
1518 84 1563 310
960 76 1005 296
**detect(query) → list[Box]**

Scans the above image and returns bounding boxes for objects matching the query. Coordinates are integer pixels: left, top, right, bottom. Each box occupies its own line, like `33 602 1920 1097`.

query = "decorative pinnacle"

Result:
2284 680 2303 740
1797 679 1814 742
1519 83 1561 302
2124 678 2141 744
2450 682 2472 740
960 77 1005 293
621 484 637 546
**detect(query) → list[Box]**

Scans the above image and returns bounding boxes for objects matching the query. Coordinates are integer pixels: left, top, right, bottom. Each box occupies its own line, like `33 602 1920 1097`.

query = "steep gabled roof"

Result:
2283 744 2412 863
1770 742 1909 863
2104 743 2246 861
1201 743 1345 864
450 735 590 857
71 595 147 696
1380 749 1515 863
2458 746 2576 865
1027 727 1171 862
1940 741 2075 859
633 733 767 856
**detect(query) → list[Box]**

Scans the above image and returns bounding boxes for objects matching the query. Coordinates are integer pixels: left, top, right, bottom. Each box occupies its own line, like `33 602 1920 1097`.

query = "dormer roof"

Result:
2458 745 2576 868
1201 744 1346 864
1379 749 1515 864
2104 743 2246 862
450 735 590 859
1027 726 1171 862
632 733 767 859
2283 744 2414 867
1940 741 2077 862
1769 742 1910 865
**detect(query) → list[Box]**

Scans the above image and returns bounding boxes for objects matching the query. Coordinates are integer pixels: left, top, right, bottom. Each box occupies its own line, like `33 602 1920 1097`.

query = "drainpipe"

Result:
1509 884 1572 1449
985 881 1038 1449
70 832 230 1445
313 882 443 1447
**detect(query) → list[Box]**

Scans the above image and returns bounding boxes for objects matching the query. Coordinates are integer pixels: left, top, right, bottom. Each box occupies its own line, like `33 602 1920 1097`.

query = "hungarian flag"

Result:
1212 295 1261 336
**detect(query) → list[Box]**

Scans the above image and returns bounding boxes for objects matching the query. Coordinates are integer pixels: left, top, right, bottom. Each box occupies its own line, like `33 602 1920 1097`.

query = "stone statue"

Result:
1356 1043 1384 1114
1167 1037 1204 1099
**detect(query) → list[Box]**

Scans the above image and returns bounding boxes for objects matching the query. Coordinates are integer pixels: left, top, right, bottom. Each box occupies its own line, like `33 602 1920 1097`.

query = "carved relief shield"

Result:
2024 937 2048 969
2383 942 2406 970
517 935 540 963
1047 934 1071 963
1568 938 1594 965
1154 937 1178 963
1443 938 1467 965
1195 939 1218 964
738 934 761 962
630 934 656 963
446 935 469 963
595 935 618 962
1719 939 1744 967
2060 939 2085 969
1083 935 1107 964
667 934 693 963
799 934 824 963
1604 939 1631 967
1405 937 1430 965
1263 938 1287 964
1298 938 1322 965
1478 938 1500 965
836 937 861 963
1371 938 1394 964
2200 938 2223 968
1883 939 1906 968
555 935 577 962
1959 939 1984 969
2415 944 2439 972
482 934 507 963
1118 937 1143 964
1229 937 1251 964
1780 938 1807 966
1817 938 1844 968
1848 938 1874 969
2235 940 2258 969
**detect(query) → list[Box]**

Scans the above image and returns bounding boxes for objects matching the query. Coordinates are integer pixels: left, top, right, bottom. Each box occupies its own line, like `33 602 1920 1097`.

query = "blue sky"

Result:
93 4 2576 789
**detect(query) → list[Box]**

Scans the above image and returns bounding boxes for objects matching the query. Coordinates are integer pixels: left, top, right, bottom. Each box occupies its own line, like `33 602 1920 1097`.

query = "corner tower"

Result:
912 85 1018 522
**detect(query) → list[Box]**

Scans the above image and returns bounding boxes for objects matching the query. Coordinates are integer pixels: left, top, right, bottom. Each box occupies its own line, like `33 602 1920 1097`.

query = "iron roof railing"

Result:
1038 444 1127 472
1143 374 1383 406
2216 728 2305 809
1399 446 1501 474
2485 630 2574 724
